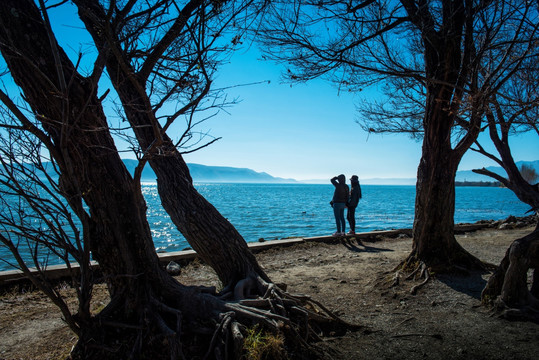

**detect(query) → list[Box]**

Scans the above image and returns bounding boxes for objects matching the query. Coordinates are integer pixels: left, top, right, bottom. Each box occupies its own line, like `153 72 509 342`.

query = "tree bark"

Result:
0 1 227 356
73 0 269 289
1 3 347 358
405 0 484 271
481 228 539 321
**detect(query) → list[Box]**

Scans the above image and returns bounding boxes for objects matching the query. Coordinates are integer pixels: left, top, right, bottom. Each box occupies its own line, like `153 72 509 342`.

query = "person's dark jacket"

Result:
348 181 362 208
331 175 349 203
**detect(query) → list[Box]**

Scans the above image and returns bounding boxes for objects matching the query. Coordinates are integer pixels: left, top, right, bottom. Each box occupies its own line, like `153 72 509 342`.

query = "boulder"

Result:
166 261 181 276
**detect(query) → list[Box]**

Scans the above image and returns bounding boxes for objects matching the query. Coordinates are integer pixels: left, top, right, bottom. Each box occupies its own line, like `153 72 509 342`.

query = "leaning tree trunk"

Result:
0 2 352 358
477 119 539 320
481 225 539 322
74 0 269 290
0 1 242 357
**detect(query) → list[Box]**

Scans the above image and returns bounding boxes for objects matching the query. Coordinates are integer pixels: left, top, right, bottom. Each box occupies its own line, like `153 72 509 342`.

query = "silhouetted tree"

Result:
0 0 348 358
0 127 93 335
467 53 539 321
71 0 270 290
256 1 539 277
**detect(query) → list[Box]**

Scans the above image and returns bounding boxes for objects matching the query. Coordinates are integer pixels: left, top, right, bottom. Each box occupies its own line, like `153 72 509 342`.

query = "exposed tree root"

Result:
409 263 431 295
482 227 539 323
69 273 358 360
493 298 539 324
391 259 431 295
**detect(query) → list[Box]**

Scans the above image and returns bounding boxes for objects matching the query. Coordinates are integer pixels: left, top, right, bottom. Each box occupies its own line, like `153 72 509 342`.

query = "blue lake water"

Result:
146 183 530 252
0 183 531 271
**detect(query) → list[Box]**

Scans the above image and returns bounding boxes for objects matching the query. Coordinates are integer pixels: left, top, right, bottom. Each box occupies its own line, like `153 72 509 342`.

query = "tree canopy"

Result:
0 1 352 358
255 0 539 273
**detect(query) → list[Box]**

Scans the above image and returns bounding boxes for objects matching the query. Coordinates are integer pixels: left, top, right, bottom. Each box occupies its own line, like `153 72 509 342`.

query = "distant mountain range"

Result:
122 159 297 183
37 159 539 185
455 160 539 183
359 160 539 185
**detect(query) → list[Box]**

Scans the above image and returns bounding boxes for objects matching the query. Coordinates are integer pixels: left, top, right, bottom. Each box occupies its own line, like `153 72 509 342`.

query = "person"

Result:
346 175 362 234
330 174 349 236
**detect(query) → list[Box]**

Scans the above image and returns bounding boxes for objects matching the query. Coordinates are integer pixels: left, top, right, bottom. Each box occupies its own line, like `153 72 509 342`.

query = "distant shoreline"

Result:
455 181 501 187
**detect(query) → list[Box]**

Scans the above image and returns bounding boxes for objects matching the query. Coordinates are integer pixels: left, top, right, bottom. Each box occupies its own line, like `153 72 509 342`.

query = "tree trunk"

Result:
1 3 348 358
0 0 160 291
481 227 539 321
0 1 227 356
403 1 484 272
73 0 269 289
410 108 483 271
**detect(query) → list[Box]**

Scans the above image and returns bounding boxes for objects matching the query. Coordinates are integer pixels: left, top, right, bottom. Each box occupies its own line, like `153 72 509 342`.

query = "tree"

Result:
471 53 539 216
0 127 93 335
465 52 539 320
0 0 349 358
520 164 539 186
69 0 275 290
256 1 539 275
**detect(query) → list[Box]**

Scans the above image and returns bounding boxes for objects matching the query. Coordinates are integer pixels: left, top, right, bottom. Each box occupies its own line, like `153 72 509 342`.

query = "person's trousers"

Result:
347 207 356 232
333 202 346 233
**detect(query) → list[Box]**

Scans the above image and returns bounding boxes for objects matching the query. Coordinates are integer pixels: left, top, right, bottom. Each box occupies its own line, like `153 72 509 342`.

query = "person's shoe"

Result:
347 230 355 235
332 232 342 237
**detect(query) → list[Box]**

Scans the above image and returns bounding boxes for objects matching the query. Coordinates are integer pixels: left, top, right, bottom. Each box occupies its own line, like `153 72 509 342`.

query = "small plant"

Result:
243 324 286 360
481 294 496 307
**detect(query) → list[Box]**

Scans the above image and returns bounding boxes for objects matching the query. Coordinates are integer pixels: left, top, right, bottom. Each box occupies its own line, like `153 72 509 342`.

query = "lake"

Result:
0 183 531 271
145 183 530 252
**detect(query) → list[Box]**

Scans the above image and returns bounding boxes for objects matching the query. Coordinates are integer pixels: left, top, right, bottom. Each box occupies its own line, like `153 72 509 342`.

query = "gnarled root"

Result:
392 259 431 295
200 274 360 359
481 228 539 323
70 272 358 360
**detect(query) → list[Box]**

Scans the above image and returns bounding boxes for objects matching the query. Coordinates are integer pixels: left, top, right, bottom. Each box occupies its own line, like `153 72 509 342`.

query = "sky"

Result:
181 47 538 182
42 4 539 183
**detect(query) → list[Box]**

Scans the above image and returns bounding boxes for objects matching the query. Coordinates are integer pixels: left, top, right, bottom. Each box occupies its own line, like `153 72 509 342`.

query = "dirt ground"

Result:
1 222 538 360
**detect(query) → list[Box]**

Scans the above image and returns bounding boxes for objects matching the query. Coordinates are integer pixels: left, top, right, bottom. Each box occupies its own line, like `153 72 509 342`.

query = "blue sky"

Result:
45 4 539 182
181 47 538 181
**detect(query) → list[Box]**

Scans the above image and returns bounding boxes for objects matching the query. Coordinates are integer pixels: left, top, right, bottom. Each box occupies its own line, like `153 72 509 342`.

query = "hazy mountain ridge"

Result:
122 159 297 183
455 160 539 183
306 160 539 185
37 159 538 185
127 159 539 184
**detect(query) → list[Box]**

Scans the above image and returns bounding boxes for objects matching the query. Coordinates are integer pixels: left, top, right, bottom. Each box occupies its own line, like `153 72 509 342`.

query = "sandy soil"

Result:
1 223 538 360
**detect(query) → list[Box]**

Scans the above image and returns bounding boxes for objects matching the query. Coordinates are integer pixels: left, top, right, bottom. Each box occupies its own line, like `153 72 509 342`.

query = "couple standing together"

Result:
330 174 362 236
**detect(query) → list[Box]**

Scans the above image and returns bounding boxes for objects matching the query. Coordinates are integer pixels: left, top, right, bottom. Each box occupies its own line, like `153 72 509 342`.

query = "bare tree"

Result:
471 53 539 214
0 0 350 358
69 0 272 290
255 1 539 278
465 54 539 320
520 164 539 185
0 123 93 335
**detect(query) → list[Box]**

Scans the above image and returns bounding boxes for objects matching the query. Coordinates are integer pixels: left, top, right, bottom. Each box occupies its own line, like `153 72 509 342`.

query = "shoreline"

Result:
1 221 538 359
1 215 535 289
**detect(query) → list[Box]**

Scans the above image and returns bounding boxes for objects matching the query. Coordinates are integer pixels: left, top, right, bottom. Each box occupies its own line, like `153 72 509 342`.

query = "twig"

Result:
392 333 442 339
396 317 415 327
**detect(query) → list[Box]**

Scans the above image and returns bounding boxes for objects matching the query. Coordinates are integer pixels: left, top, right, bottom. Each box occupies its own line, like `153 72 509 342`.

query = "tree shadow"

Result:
436 271 488 300
340 238 394 253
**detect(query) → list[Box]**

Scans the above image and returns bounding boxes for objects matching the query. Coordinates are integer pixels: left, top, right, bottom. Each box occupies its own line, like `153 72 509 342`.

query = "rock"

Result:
499 223 513 230
505 215 517 223
166 261 181 276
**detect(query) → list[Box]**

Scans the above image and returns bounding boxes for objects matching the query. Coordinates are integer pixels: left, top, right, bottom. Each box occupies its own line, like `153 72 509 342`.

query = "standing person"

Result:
330 174 349 236
347 175 362 235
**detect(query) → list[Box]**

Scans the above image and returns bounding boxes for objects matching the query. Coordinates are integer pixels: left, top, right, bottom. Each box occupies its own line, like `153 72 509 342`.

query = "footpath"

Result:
0 223 492 288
